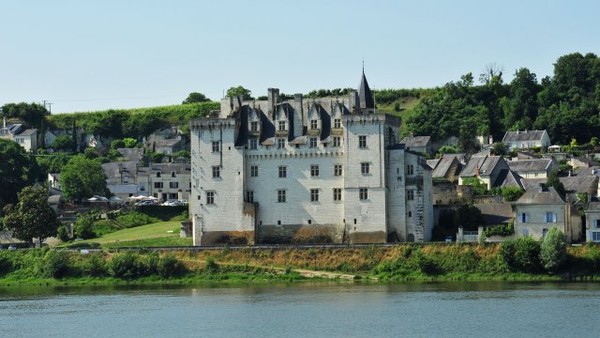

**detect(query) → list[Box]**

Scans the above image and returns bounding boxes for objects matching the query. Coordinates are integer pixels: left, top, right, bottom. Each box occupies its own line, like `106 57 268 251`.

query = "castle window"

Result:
333 188 342 201
250 121 258 132
250 165 258 177
278 120 286 131
156 172 161 178
334 164 343 176
408 211 412 218
277 138 285 149
333 137 341 147
407 190 414 201
310 189 319 202
169 182 179 189
334 119 341 128
246 190 254 203
310 137 318 148
279 166 287 178
277 189 286 203
154 182 163 189
310 165 319 177
249 138 258 150
359 188 368 200
206 191 215 205
212 166 221 178
361 162 370 175
310 119 318 129
212 141 220 153
407 164 414 176
358 136 367 149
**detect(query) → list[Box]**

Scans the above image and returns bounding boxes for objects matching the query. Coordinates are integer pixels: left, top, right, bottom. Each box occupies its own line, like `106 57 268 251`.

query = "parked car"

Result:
8 245 17 250
162 200 183 207
135 200 157 206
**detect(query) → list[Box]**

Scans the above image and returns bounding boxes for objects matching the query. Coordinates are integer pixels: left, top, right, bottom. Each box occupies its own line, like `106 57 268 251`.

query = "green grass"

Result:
62 221 190 248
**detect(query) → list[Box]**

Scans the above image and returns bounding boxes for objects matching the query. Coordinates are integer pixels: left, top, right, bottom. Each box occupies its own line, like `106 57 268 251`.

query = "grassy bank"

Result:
1 244 599 287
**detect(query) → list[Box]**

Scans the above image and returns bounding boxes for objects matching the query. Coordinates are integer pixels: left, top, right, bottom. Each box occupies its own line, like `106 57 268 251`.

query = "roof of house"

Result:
17 128 37 136
102 161 139 179
475 203 514 225
460 155 504 177
428 155 460 178
572 157 600 167
587 202 600 212
502 130 547 143
400 136 431 148
507 159 555 173
559 171 598 193
516 186 565 204
498 169 524 190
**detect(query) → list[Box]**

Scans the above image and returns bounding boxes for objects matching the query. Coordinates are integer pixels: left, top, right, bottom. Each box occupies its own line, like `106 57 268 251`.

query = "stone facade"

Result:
189 73 433 245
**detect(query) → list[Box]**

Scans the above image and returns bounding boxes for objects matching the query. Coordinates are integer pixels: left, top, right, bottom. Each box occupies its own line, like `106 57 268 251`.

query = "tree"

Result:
540 227 567 273
226 86 253 100
1 185 59 245
0 102 50 129
60 155 108 201
51 135 75 152
182 92 210 104
453 204 484 231
0 139 36 209
546 170 566 199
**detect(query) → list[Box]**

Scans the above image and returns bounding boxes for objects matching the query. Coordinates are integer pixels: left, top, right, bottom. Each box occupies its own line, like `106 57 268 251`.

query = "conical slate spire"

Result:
358 69 375 110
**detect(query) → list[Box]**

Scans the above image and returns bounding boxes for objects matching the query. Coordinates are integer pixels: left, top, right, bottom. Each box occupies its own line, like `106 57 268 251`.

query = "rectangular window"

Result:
310 165 319 177
206 191 215 205
154 182 163 189
334 119 341 128
407 190 414 201
521 212 528 223
278 120 286 131
250 121 258 132
542 228 549 238
311 120 318 129
310 137 318 148
279 166 287 178
407 164 414 176
212 141 220 153
169 193 178 200
408 211 412 218
359 188 368 201
277 189 286 203
212 166 221 178
593 232 600 241
361 162 370 175
310 189 319 202
333 188 342 201
334 164 343 176
249 138 258 150
358 135 367 148
246 190 254 203
169 182 179 189
156 172 161 178
546 212 557 223
594 219 600 229
277 138 285 149
333 136 341 147
250 165 258 177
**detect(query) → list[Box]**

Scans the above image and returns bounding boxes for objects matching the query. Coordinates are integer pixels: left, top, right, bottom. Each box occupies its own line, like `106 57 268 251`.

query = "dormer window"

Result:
334 119 341 128
278 120 286 131
250 121 258 132
310 120 318 129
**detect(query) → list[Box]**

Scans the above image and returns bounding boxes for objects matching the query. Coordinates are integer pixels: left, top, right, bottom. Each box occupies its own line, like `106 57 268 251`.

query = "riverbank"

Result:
1 243 599 287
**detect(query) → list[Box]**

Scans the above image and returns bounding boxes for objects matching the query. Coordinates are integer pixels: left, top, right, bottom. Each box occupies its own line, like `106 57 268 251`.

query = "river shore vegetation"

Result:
2 239 600 287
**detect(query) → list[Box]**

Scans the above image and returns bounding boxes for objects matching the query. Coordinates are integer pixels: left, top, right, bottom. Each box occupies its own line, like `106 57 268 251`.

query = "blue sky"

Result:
1 0 599 113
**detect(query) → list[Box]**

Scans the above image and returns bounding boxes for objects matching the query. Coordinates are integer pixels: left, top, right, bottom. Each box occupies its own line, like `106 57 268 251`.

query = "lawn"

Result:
67 221 192 247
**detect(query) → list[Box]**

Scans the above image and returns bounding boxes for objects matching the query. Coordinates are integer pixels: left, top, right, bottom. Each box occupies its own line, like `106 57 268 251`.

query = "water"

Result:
1 282 599 338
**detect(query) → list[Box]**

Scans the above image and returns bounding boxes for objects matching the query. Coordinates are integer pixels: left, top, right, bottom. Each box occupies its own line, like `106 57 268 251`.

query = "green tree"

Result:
1 185 59 245
73 214 95 239
453 204 484 231
61 155 108 201
226 86 253 100
540 227 567 273
546 170 566 199
0 139 36 209
182 92 210 104
123 137 137 148
492 142 508 156
0 102 50 129
51 135 75 152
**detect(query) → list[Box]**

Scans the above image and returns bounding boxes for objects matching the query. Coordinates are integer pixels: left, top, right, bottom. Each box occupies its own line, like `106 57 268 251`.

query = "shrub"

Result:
500 239 517 270
205 256 219 273
484 221 514 237
115 212 159 228
41 250 71 278
515 237 542 273
540 227 567 273
57 225 71 242
501 186 524 201
108 252 145 279
81 254 107 277
158 254 186 277
74 215 95 239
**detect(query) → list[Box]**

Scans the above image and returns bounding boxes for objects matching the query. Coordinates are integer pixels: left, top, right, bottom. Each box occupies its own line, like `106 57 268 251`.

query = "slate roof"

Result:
573 157 600 167
358 71 375 110
460 155 503 177
516 187 565 204
400 136 431 148
17 128 37 136
520 178 547 191
559 171 598 193
428 155 461 178
102 161 139 179
507 159 555 173
587 202 600 211
502 130 547 142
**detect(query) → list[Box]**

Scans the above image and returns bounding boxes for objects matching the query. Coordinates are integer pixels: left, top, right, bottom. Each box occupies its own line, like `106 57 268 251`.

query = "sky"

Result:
1 0 600 114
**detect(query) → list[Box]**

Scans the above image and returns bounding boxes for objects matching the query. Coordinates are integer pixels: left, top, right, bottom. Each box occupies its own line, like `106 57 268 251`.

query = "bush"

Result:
115 212 159 228
500 237 542 273
205 256 219 273
81 254 107 277
74 215 96 239
540 227 567 273
108 252 145 279
41 250 71 278
484 221 514 237
501 186 524 202
57 225 71 242
158 254 186 277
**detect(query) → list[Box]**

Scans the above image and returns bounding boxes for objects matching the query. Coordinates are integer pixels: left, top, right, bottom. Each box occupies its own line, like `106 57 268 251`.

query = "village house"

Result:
502 129 551 151
506 158 559 179
458 155 509 190
0 117 37 152
189 71 434 245
584 202 600 243
400 136 433 155
427 154 463 182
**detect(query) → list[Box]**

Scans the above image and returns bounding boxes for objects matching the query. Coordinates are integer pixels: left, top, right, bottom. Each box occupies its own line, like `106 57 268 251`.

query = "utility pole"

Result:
43 100 52 114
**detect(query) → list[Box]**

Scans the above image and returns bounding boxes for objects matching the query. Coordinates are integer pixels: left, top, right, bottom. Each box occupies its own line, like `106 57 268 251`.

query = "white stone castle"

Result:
190 72 433 245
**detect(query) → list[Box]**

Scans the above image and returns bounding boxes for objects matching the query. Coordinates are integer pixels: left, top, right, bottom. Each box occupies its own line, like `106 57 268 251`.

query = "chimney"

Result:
267 88 279 117
2 116 5 128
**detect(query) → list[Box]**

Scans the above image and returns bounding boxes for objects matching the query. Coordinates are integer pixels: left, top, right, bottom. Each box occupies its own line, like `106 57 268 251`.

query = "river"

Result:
1 282 599 337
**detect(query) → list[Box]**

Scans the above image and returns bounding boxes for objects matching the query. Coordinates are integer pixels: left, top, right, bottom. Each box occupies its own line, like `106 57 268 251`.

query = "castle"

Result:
189 72 433 245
